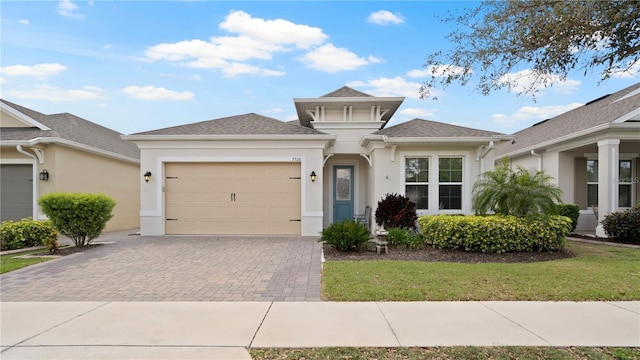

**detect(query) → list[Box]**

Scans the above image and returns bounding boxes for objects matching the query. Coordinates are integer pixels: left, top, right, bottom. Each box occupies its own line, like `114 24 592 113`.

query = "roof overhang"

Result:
293 97 404 128
499 122 640 158
1 137 140 164
0 103 51 130
360 134 513 147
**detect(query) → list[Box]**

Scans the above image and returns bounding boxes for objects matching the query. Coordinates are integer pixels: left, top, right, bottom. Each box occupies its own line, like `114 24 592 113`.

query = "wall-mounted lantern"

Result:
144 171 152 183
310 171 316 182
39 169 49 181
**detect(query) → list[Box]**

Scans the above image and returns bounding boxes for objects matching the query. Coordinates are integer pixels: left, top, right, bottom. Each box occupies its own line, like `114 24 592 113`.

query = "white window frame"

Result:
618 159 634 209
585 157 635 210
404 156 430 211
438 156 464 211
586 158 598 208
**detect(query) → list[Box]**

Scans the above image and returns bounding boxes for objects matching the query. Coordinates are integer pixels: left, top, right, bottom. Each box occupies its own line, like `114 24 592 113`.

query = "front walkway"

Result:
0 232 322 301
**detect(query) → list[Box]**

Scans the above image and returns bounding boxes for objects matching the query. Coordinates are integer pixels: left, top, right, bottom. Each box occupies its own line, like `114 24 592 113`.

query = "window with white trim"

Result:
405 157 429 210
586 159 634 208
586 159 598 207
619 159 633 208
439 157 463 210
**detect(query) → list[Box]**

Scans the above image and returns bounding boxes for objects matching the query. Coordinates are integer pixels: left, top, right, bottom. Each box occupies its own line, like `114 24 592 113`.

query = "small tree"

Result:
473 159 563 217
375 193 417 229
38 193 116 248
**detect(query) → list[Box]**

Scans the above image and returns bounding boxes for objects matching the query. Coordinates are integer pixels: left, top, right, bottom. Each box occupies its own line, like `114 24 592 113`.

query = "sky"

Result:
1 0 639 136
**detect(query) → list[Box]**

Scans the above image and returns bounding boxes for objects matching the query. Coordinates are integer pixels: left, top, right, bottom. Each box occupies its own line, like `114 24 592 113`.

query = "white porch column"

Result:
595 139 620 237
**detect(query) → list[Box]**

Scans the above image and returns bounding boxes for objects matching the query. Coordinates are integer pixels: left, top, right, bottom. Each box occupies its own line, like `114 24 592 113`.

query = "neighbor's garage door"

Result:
0 164 33 222
165 162 301 235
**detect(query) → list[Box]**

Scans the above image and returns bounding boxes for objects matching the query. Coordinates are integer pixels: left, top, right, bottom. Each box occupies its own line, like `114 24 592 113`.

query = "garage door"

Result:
0 164 33 222
165 162 301 235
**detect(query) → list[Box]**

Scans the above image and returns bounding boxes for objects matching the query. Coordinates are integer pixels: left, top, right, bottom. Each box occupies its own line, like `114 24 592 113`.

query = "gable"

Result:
0 101 51 130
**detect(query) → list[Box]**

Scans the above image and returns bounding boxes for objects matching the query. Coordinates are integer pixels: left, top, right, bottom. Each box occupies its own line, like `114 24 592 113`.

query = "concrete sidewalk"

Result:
1 301 638 359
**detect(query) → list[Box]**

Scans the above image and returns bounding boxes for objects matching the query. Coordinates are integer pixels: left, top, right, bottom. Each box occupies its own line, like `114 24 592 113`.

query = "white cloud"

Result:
497 69 581 95
57 0 84 19
367 56 384 64
406 65 469 78
7 84 105 101
367 10 404 25
347 77 422 98
219 10 326 49
300 44 370 72
400 108 437 118
122 86 194 101
144 10 327 77
18 19 30 25
493 102 583 127
103 43 113 49
1 63 67 78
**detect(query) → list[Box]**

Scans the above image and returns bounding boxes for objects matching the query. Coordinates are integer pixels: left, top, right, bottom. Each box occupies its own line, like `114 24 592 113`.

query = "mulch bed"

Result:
36 244 103 257
323 243 575 263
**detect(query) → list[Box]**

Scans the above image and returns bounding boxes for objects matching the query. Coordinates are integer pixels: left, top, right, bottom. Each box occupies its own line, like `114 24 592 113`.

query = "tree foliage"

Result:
472 159 563 217
420 0 640 99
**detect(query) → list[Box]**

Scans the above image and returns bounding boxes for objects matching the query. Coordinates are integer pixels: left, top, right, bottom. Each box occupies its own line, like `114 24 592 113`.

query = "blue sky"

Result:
2 1 638 135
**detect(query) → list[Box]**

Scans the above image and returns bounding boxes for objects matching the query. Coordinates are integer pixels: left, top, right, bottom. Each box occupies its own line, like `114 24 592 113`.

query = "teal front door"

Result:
333 166 354 223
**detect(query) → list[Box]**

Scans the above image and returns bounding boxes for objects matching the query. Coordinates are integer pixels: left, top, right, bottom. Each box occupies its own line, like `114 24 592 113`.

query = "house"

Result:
0 100 141 231
124 86 511 236
495 83 640 236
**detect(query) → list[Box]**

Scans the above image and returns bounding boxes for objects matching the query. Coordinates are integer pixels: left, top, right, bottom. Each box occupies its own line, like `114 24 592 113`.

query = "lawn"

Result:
250 346 640 360
322 241 640 301
0 249 58 274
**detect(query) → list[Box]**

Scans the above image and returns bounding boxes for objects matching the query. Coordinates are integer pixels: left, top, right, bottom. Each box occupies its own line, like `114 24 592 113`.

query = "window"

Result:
405 157 428 210
619 160 632 207
586 160 598 207
586 159 634 208
439 157 462 210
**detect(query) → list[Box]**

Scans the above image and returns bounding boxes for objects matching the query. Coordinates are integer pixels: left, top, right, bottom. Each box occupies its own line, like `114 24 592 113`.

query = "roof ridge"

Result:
320 86 373 98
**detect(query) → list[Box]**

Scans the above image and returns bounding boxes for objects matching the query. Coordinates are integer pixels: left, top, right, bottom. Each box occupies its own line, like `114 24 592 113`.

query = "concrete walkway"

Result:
1 301 638 359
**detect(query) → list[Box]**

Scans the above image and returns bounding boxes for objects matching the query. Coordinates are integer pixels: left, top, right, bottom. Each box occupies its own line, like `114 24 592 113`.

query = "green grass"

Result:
322 242 640 301
250 347 640 360
0 249 57 274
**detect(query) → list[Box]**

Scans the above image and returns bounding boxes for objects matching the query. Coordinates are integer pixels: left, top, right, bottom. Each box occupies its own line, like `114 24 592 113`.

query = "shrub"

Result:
601 205 640 243
320 219 371 252
0 218 58 251
375 193 417 229
557 203 580 232
38 192 116 248
387 227 424 250
419 214 570 253
473 158 563 217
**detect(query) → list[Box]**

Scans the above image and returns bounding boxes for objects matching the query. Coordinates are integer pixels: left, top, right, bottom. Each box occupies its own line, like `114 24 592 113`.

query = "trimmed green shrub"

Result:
38 192 116 248
601 205 640 243
557 203 580 232
418 215 571 253
0 218 58 251
387 227 424 250
320 219 371 252
375 193 417 229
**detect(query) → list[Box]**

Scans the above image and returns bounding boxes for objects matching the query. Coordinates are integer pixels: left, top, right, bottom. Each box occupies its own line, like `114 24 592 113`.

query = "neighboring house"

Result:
495 83 640 236
0 100 140 231
124 86 511 236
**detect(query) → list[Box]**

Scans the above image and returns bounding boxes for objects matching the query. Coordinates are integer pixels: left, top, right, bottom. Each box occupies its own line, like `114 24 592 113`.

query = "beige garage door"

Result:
165 162 301 235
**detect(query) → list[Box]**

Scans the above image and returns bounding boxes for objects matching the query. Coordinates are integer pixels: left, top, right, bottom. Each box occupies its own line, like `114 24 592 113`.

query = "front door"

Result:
333 166 354 223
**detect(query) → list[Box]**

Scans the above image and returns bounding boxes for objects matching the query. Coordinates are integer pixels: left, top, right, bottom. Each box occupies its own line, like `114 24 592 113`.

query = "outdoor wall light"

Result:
39 169 49 181
144 171 152 183
310 171 316 182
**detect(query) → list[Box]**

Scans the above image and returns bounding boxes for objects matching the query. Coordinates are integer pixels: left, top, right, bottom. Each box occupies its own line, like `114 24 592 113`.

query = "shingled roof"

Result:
1 99 139 160
131 113 328 136
376 118 504 138
320 86 373 98
496 83 640 157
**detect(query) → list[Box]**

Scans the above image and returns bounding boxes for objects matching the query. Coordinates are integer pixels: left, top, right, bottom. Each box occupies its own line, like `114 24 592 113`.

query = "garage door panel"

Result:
165 162 300 235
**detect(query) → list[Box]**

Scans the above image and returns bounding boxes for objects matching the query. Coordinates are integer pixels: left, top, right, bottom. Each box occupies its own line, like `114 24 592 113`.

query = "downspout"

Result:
479 141 495 173
16 145 40 220
530 150 542 171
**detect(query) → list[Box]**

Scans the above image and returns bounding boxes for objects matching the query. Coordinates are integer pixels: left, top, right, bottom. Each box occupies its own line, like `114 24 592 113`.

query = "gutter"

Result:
360 134 512 147
6 137 140 164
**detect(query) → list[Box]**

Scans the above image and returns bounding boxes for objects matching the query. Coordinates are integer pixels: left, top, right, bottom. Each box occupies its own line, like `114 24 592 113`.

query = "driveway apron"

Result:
0 235 322 301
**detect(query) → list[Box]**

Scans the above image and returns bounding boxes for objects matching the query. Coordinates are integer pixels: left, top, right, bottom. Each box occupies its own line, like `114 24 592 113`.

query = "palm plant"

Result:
472 159 563 217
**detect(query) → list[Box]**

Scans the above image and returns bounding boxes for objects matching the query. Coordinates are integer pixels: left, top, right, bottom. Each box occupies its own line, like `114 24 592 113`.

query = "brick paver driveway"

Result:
0 232 323 301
